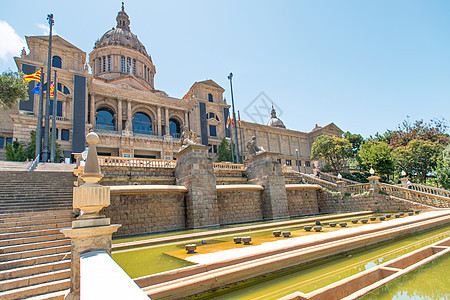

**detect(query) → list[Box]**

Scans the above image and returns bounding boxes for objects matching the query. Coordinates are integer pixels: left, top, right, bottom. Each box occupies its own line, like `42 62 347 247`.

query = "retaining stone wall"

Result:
100 166 175 186
217 190 263 224
319 190 433 213
103 193 185 236
286 189 319 216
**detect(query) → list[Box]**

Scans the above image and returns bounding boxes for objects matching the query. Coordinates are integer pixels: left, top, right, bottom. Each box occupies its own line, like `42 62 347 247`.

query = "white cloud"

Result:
0 20 27 62
36 23 58 36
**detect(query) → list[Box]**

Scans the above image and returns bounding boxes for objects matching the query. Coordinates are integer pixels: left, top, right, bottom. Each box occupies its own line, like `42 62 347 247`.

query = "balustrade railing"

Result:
301 173 338 191
343 183 370 194
98 156 176 168
380 183 450 208
213 162 246 171
410 183 450 198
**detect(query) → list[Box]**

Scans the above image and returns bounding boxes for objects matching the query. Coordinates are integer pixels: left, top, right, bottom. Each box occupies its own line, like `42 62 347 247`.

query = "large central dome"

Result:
94 3 151 60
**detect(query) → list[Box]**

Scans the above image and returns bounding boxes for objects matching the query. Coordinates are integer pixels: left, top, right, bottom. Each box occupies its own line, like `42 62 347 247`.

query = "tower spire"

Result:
116 2 130 31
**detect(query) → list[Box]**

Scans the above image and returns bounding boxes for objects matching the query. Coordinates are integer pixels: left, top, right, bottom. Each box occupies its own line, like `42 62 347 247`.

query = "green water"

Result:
187 225 450 300
360 253 450 300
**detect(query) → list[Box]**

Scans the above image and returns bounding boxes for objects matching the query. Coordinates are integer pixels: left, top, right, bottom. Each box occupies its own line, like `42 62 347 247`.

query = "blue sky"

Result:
1 1 449 137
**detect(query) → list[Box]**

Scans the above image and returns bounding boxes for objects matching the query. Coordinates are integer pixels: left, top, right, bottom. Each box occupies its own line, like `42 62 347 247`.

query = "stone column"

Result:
127 99 132 131
278 134 282 153
184 111 188 128
368 175 380 194
90 93 96 127
245 152 289 220
336 180 345 194
157 106 162 136
117 98 123 132
174 144 219 228
165 107 169 135
61 132 120 300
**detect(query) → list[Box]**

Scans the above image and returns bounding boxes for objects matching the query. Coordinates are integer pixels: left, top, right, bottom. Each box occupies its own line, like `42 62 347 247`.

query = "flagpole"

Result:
35 67 44 161
227 73 240 163
238 111 244 163
42 14 54 162
50 70 57 162
230 126 235 163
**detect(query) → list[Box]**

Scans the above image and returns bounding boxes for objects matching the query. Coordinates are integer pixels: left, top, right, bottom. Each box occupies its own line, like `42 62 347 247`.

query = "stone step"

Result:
0 211 73 224
0 269 69 292
0 210 73 220
0 260 70 281
0 193 72 198
0 252 69 271
0 245 71 263
0 228 64 241
0 278 70 300
0 233 67 247
0 222 72 234
0 200 72 206
25 288 68 300
0 205 73 214
0 239 70 255
0 217 73 229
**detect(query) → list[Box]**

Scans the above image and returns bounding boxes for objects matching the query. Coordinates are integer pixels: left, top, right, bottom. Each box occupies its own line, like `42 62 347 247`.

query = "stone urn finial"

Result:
74 132 110 219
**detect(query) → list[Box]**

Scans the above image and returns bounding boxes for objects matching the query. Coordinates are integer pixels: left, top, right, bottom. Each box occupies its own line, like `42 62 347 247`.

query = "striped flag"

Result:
49 82 54 98
24 69 41 82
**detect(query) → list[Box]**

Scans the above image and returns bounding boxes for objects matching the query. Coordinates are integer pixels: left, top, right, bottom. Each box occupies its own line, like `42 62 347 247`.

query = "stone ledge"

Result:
109 185 188 194
286 184 322 190
216 184 264 192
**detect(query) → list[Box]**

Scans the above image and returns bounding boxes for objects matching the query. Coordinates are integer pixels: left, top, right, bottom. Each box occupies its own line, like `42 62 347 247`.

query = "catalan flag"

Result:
49 82 55 98
24 69 41 82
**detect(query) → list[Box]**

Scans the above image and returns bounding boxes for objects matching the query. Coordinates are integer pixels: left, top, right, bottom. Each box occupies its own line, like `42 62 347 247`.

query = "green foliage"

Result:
311 135 352 174
393 139 443 183
436 159 450 189
341 171 369 183
0 71 29 109
5 139 26 161
343 131 364 157
217 138 238 162
359 140 394 178
24 130 61 161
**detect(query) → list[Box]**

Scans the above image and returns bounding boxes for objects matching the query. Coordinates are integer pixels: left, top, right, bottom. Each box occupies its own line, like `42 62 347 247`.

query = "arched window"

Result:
133 112 152 135
96 107 115 131
208 93 213 102
169 118 181 138
52 56 62 68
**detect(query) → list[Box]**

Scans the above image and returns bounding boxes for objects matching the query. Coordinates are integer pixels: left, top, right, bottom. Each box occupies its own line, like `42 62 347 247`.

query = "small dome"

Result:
94 2 151 60
267 106 286 129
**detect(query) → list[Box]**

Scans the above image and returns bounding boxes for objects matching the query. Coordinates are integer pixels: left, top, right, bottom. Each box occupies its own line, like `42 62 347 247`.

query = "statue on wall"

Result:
180 125 199 149
122 118 133 136
246 136 265 156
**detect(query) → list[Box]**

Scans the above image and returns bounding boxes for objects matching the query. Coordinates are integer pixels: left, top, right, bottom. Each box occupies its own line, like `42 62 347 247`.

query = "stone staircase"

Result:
0 171 76 299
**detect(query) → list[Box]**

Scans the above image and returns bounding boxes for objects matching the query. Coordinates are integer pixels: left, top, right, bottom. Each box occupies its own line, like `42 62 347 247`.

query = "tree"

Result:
5 139 26 161
393 139 443 183
218 138 232 162
24 130 61 161
311 135 352 174
358 140 394 179
436 159 450 189
343 131 364 157
0 71 29 109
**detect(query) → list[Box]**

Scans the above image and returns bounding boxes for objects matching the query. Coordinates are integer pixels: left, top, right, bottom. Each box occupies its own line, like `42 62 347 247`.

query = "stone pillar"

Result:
245 152 289 220
157 106 162 136
174 144 219 228
336 180 345 194
127 99 132 125
184 111 188 128
165 107 169 135
90 93 96 127
61 132 120 300
400 177 408 188
117 98 123 132
368 175 380 193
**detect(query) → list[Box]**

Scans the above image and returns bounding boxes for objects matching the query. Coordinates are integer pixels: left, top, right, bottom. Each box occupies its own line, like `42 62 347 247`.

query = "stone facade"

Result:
286 186 320 216
99 165 175 186
103 192 186 236
0 4 342 166
217 190 263 224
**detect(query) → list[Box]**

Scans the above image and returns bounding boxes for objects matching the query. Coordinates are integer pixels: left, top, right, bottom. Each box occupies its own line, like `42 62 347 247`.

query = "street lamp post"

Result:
227 73 240 163
295 148 300 173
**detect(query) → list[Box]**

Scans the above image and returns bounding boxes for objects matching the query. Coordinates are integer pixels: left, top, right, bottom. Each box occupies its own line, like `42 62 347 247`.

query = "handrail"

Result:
379 183 450 208
98 156 176 168
28 154 40 171
213 162 246 171
320 172 360 185
410 183 450 198
301 173 338 191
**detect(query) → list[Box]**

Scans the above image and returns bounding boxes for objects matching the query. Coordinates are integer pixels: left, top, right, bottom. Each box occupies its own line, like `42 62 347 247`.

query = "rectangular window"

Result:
132 59 136 75
296 160 301 166
49 100 63 117
208 144 212 153
61 129 70 141
102 56 106 72
126 58 131 73
213 145 217 153
286 160 292 166
121 57 125 73
6 138 12 145
209 125 217 137
107 56 111 72
50 128 59 139
0 137 4 148
305 161 311 167
144 66 147 80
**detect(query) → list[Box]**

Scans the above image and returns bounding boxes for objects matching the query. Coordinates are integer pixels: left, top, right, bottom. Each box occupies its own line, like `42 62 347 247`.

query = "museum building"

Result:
0 4 343 171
